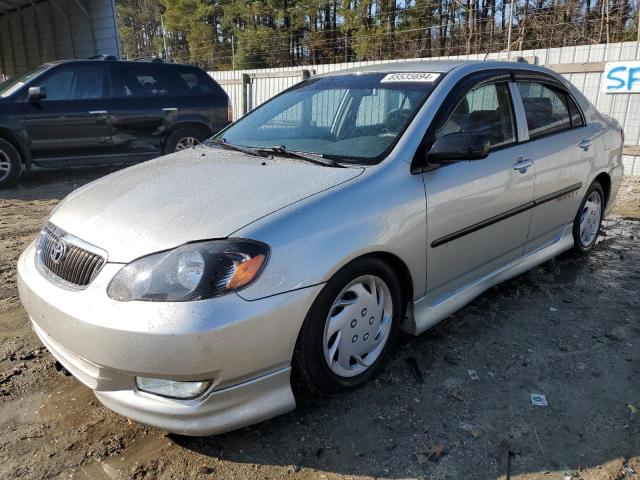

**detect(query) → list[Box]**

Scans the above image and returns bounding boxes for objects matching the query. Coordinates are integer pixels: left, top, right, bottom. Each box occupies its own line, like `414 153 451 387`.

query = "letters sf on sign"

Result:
602 61 640 93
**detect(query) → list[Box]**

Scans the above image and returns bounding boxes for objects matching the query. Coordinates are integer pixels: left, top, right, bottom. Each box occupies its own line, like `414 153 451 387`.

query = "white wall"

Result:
211 41 640 176
0 0 120 77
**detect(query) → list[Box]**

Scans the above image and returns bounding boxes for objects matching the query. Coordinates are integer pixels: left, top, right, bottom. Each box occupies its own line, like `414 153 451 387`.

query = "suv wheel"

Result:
164 128 210 154
0 139 21 189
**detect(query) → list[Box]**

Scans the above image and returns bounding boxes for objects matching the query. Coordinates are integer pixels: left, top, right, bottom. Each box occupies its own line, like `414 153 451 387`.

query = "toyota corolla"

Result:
17 60 623 435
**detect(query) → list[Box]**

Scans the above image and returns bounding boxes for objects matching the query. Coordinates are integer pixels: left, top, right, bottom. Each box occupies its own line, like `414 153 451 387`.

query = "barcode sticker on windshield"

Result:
380 73 440 83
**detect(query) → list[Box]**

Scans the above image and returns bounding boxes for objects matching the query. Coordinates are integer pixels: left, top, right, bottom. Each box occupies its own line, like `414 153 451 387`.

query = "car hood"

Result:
49 147 364 263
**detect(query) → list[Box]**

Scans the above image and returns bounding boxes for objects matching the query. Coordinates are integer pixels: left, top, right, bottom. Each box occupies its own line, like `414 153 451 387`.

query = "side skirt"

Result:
403 223 574 336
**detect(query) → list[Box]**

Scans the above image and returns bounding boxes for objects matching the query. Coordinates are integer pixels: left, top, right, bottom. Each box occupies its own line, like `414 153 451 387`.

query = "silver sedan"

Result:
17 60 624 435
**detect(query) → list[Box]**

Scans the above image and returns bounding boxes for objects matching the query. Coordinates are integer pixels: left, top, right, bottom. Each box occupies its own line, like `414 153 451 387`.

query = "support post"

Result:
241 73 250 116
28 0 44 64
231 34 235 71
507 0 514 60
0 12 8 76
50 0 77 57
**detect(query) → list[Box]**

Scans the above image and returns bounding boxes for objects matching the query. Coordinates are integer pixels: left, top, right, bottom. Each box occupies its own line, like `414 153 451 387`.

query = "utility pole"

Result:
232 34 235 70
507 0 514 60
159 5 168 60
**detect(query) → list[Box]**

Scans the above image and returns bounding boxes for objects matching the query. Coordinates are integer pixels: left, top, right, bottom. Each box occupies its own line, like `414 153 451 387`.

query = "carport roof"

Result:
0 0 39 14
0 0 90 18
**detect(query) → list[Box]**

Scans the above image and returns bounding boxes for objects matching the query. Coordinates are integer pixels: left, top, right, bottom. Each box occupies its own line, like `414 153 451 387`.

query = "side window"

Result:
110 65 172 98
176 68 216 95
436 82 516 148
517 82 571 139
39 65 104 101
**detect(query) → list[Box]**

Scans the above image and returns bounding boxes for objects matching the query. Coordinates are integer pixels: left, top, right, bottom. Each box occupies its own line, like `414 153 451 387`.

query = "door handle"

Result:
579 137 593 151
513 158 533 172
162 107 178 112
88 110 107 115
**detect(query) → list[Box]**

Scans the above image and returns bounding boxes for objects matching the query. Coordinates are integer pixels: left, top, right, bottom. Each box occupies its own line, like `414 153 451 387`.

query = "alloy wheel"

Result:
175 136 200 151
579 190 602 247
0 149 11 182
323 275 393 378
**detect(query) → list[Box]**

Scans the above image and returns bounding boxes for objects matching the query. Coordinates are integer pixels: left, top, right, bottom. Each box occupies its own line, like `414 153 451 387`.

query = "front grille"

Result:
36 223 106 288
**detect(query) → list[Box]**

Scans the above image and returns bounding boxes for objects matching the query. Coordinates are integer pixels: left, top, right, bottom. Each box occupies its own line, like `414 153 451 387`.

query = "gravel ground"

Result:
1 167 639 480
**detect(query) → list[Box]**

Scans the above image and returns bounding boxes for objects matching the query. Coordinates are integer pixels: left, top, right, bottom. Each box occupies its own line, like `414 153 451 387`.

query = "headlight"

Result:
107 239 268 302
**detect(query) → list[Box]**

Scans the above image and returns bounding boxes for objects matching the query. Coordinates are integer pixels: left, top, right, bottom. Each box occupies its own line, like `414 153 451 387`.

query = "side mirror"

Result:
427 132 490 163
28 86 47 102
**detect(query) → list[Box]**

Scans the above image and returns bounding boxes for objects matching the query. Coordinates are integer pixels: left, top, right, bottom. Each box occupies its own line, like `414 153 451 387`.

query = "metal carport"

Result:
0 0 120 79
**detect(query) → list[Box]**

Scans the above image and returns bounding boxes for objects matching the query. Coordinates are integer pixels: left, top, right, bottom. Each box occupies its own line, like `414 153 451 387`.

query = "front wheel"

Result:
0 139 21 189
572 180 605 254
292 258 402 397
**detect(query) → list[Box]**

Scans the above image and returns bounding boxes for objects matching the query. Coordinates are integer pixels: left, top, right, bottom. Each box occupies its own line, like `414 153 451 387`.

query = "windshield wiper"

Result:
206 138 265 157
268 145 345 168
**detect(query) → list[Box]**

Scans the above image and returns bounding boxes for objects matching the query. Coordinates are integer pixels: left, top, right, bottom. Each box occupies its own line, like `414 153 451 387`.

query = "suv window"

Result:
175 67 217 95
38 64 104 101
110 64 172 98
517 82 572 139
436 82 516 148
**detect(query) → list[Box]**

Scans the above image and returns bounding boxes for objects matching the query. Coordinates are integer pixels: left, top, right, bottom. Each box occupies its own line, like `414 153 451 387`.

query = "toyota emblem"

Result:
50 239 67 264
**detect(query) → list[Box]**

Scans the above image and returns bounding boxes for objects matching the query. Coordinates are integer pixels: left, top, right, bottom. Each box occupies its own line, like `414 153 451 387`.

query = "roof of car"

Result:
44 58 196 68
323 59 554 76
332 60 472 74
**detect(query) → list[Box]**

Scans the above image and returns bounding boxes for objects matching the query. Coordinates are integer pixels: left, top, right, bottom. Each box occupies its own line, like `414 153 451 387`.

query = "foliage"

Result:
115 0 639 70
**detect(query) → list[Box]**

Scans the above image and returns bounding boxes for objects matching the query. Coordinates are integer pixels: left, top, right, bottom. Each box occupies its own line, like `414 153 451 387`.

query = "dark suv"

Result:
0 57 230 188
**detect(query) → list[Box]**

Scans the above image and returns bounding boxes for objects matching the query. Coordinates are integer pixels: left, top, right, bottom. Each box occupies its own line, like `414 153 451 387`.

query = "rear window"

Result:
517 82 572 139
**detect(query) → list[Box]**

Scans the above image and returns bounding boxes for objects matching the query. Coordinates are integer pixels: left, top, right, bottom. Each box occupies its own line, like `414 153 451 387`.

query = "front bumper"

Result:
17 242 323 435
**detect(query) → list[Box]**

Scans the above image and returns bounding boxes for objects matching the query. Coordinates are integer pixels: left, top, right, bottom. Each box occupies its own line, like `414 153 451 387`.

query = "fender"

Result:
235 159 428 302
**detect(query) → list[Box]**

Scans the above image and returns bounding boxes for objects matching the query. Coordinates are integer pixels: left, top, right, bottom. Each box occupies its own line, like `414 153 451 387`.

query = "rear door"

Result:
108 62 179 157
423 76 535 300
25 63 111 162
513 78 596 253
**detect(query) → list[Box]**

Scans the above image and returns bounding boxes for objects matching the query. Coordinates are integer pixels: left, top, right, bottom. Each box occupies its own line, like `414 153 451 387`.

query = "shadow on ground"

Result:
169 222 640 479
0 168 638 479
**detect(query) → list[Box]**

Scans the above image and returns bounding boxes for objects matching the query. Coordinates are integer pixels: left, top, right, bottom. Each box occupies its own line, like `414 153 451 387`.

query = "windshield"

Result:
0 65 51 98
216 72 441 164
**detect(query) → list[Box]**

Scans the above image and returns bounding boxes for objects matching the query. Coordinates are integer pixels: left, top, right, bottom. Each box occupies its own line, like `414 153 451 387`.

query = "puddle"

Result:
600 217 639 243
71 435 172 479
0 382 92 429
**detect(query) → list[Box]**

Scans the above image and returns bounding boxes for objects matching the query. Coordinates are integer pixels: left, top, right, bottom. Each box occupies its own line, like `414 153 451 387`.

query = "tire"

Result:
163 127 210 154
572 180 605 254
0 139 21 189
292 258 403 398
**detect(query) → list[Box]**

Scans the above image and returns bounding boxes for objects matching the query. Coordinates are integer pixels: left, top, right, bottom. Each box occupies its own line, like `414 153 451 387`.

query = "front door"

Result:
423 80 535 300
25 63 111 162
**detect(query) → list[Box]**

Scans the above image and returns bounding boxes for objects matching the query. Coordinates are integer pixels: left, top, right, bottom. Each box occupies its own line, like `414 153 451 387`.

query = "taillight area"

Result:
227 100 233 123
621 129 624 143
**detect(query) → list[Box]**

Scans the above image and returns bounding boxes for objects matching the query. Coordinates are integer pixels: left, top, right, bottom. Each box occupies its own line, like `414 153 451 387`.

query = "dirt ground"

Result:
1 167 639 480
